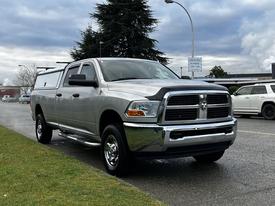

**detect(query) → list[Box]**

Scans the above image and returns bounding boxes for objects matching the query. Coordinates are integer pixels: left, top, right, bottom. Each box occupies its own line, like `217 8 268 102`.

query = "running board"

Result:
58 132 101 147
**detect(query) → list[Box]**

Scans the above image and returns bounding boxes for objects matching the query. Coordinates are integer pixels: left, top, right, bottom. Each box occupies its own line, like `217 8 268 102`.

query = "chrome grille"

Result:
207 107 230 119
207 94 228 104
165 109 198 121
163 91 231 123
168 95 199 106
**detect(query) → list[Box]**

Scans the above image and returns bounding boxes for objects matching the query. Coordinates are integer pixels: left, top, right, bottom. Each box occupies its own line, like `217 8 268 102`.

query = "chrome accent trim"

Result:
207 103 230 108
199 94 207 119
48 122 97 136
166 105 200 109
47 122 59 127
58 132 101 147
161 90 232 125
58 124 95 136
123 118 237 152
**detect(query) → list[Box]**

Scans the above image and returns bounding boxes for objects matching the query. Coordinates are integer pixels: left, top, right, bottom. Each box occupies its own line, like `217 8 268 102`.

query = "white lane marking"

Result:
238 130 275 136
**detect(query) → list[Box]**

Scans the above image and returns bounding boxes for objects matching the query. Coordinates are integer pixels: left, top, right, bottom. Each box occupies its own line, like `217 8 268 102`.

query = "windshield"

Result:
99 59 179 82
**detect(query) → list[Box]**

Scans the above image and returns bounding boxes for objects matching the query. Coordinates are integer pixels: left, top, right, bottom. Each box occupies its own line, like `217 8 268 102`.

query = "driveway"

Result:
0 102 274 206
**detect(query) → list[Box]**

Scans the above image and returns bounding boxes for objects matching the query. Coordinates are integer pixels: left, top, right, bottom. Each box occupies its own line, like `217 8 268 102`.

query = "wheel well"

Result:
99 110 123 137
261 102 275 112
35 104 43 117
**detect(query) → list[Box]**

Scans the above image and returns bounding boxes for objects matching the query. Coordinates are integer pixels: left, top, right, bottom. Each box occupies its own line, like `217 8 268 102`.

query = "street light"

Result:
165 0 195 78
18 64 28 69
99 41 104 58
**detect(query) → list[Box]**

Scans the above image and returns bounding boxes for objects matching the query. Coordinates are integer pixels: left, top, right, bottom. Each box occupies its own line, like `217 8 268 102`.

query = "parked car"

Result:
1 95 10 102
232 83 275 120
19 94 31 104
31 58 237 176
2 95 18 103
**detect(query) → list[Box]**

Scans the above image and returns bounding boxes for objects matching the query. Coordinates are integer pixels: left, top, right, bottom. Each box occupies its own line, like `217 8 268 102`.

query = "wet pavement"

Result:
0 102 274 206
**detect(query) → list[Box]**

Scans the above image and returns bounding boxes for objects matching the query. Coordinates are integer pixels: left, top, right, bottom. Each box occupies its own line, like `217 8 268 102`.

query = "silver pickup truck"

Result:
31 58 237 176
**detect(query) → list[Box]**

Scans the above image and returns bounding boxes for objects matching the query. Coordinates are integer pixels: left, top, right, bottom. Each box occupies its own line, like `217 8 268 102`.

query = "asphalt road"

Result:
0 102 274 206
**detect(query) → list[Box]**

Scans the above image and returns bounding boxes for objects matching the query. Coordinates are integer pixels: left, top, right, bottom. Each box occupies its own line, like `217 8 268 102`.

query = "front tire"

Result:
101 124 130 176
35 114 53 144
262 104 275 120
193 151 225 163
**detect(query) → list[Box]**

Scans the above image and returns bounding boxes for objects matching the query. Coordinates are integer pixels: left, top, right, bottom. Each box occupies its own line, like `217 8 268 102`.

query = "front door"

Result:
232 86 253 113
69 62 100 136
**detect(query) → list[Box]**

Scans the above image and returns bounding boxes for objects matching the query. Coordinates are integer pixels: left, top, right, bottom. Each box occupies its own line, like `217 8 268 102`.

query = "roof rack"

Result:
56 61 72 65
36 66 56 71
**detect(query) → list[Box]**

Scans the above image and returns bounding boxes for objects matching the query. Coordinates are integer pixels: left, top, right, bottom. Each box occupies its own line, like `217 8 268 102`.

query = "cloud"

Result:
0 0 274 82
0 0 98 48
240 10 275 71
0 46 72 83
3 78 14 86
166 52 257 77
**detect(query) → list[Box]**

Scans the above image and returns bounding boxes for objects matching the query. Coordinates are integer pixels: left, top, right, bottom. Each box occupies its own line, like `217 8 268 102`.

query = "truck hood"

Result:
107 79 227 100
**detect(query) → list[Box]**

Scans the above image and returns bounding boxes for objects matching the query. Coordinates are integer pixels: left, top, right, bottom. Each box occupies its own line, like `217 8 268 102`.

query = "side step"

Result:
58 132 101 147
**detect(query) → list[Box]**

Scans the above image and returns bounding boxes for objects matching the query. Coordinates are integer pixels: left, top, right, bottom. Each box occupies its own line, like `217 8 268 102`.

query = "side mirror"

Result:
68 74 98 87
233 92 238 96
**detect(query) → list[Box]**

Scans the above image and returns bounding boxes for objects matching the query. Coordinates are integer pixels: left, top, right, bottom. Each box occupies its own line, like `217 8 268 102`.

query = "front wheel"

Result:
35 114 53 144
262 104 275 120
101 124 130 176
193 151 225 163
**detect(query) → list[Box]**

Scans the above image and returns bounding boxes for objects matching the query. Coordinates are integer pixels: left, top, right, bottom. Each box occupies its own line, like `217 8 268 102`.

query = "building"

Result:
0 86 21 98
224 73 272 80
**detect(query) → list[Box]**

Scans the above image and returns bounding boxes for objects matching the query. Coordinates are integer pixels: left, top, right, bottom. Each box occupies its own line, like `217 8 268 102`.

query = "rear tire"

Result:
35 114 53 144
193 151 225 163
101 124 130 176
262 104 275 120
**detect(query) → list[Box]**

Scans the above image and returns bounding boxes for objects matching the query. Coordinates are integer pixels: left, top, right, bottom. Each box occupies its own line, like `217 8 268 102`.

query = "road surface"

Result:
0 102 274 206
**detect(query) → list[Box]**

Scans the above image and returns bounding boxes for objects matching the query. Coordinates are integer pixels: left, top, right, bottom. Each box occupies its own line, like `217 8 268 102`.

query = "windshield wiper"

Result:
111 77 152 82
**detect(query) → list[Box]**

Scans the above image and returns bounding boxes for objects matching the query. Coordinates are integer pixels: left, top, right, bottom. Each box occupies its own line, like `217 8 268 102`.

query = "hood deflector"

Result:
146 85 228 101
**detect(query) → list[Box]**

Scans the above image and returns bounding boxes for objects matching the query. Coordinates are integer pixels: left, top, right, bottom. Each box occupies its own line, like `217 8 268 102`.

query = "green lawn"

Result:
0 126 164 206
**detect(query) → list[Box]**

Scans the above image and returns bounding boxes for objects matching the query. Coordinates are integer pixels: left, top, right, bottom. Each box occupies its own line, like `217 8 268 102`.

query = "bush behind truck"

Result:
31 58 237 176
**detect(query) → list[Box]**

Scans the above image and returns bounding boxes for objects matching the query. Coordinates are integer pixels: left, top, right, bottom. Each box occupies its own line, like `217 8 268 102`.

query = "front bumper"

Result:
123 118 237 155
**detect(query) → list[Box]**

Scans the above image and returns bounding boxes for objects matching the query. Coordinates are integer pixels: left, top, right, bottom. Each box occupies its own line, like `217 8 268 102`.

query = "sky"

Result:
1 0 275 84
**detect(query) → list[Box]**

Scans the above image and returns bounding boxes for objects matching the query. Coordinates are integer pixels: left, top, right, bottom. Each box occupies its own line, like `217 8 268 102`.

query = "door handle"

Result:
56 93 62 97
245 97 250 99
72 93 80 98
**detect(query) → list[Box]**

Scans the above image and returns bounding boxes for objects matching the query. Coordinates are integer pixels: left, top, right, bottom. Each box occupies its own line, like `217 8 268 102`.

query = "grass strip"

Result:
0 125 164 206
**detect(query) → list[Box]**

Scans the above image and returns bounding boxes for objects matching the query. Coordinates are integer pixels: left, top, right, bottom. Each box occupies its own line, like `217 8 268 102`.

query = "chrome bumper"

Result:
123 118 237 153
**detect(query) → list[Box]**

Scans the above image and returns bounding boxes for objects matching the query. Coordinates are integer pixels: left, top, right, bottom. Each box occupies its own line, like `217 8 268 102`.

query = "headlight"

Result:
126 101 160 117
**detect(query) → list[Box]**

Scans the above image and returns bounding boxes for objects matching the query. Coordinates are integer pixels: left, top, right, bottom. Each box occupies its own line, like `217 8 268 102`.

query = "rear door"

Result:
55 64 81 127
250 86 268 112
232 86 253 113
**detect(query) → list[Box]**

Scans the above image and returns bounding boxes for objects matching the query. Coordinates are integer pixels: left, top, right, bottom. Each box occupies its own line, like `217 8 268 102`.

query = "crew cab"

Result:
31 58 237 176
232 83 275 120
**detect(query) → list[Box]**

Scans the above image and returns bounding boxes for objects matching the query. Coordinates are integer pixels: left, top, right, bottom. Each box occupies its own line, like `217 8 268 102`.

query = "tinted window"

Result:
63 66 79 86
271 85 275 93
35 71 62 89
237 87 252 95
80 64 97 81
99 60 179 82
252 86 267 94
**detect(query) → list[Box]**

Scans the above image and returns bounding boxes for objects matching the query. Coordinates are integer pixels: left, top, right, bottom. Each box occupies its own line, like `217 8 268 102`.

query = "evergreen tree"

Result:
71 27 102 60
71 0 168 64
